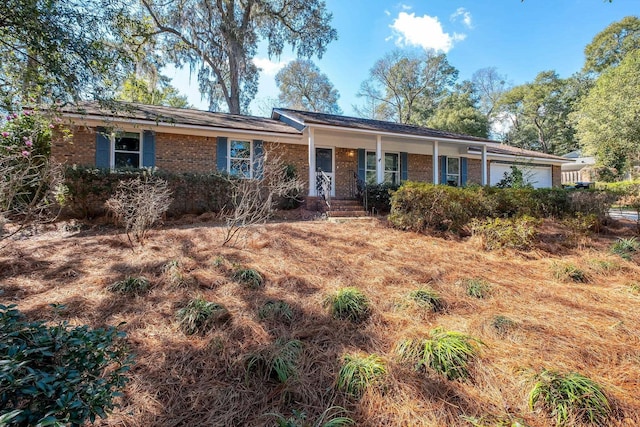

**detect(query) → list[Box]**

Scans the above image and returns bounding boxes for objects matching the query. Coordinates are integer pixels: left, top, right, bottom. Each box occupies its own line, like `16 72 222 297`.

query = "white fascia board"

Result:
475 152 568 165
63 114 303 141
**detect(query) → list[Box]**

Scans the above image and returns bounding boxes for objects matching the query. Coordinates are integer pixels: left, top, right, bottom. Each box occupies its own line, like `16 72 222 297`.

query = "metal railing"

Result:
315 170 332 209
351 171 368 212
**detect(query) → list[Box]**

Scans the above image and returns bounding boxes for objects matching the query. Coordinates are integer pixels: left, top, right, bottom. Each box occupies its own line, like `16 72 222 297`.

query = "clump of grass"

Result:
587 258 620 274
459 278 492 299
247 338 302 383
461 414 530 427
163 260 194 288
471 215 539 250
627 282 640 294
107 276 150 295
269 406 354 427
551 262 589 283
396 328 483 381
528 369 612 426
176 297 230 335
232 267 264 289
336 353 386 397
610 237 640 260
324 287 370 323
491 315 517 336
258 300 294 322
408 287 443 312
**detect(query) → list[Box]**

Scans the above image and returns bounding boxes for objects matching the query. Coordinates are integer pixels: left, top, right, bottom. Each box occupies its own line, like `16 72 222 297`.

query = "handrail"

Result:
315 170 332 209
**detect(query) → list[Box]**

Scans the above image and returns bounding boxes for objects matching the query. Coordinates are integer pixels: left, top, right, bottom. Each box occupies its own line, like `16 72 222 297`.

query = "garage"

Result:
489 162 553 188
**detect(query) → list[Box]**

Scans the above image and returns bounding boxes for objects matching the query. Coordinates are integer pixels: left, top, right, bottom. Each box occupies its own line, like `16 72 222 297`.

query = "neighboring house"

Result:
55 102 567 203
561 150 595 184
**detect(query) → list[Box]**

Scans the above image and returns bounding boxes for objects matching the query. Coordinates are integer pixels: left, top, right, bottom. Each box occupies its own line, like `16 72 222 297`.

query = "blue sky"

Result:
164 0 640 116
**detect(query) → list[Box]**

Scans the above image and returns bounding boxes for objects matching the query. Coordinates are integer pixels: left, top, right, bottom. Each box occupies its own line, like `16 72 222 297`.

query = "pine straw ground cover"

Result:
1 217 640 426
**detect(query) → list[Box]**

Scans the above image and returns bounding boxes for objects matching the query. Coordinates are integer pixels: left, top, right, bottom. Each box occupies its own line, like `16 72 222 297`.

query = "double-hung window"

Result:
229 140 253 178
365 151 377 184
113 132 142 168
446 157 460 186
384 152 399 185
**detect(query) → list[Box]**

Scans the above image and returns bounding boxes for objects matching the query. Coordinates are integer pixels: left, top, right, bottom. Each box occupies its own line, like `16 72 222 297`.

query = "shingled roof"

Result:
60 101 302 135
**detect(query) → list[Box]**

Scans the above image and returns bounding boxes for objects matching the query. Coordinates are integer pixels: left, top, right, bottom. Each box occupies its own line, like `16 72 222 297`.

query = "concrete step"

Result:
328 210 368 217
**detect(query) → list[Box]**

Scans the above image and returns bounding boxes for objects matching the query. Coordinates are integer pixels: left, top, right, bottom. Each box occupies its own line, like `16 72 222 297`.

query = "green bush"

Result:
107 276 150 295
247 338 302 383
0 305 132 426
324 287 370 323
568 190 616 222
396 328 482 381
407 287 443 311
176 298 230 335
232 267 264 289
471 216 539 250
528 369 612 426
363 182 400 213
336 353 387 397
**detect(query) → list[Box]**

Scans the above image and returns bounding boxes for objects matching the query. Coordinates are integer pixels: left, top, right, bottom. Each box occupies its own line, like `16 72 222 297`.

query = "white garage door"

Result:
489 163 553 188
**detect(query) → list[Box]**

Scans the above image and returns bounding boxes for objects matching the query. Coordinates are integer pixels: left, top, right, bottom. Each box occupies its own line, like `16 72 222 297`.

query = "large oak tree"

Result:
141 0 337 114
275 59 341 114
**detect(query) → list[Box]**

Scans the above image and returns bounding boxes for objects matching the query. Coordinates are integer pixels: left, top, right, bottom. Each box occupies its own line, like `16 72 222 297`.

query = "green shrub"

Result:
232 267 264 289
336 353 386 397
551 262 589 283
0 305 132 426
269 406 354 427
107 276 150 295
325 287 370 323
610 237 640 260
471 216 539 250
491 315 517 336
528 369 611 426
568 190 616 222
176 298 230 335
408 287 443 311
363 182 400 213
258 300 294 322
247 338 302 383
396 328 482 380
460 278 492 299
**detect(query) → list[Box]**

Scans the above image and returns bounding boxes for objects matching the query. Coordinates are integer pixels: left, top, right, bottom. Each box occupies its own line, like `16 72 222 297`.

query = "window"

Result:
365 151 376 184
384 152 399 184
446 157 460 186
229 140 252 178
114 131 141 168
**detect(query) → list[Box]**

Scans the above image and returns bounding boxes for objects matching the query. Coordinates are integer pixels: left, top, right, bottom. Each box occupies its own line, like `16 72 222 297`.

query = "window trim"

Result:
110 130 143 169
227 139 254 179
365 150 377 184
446 156 460 186
365 150 401 185
384 151 400 185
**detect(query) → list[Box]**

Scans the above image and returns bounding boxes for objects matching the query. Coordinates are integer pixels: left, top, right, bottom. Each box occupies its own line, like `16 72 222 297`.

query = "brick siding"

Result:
51 126 95 166
407 154 432 182
334 148 358 199
264 142 309 195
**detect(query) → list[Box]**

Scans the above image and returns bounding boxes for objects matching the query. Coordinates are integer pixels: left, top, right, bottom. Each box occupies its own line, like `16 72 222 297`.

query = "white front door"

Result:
315 147 335 197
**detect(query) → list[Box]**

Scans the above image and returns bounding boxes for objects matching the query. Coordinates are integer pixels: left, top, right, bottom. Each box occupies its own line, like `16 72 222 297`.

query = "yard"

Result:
2 216 640 426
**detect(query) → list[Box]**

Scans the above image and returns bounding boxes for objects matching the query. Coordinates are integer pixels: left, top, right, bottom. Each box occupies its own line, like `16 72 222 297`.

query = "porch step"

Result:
326 198 368 218
329 209 368 217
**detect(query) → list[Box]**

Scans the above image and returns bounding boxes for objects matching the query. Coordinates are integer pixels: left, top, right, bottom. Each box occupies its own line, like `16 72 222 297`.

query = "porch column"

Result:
308 127 316 196
376 135 383 184
433 140 439 184
481 145 487 186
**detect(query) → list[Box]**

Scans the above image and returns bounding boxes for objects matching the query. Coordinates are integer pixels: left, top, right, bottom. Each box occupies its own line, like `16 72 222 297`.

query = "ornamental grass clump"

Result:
268 406 354 427
246 338 303 383
232 267 264 289
408 287 443 312
107 276 150 295
471 216 539 251
551 262 589 283
258 300 294 323
610 237 640 260
336 353 387 397
528 369 612 426
324 287 370 323
176 297 230 335
460 278 492 299
163 260 194 288
395 328 483 381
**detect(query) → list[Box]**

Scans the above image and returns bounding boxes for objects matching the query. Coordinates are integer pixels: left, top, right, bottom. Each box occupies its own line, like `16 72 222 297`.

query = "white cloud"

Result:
253 57 291 76
451 7 473 29
389 12 466 53
400 4 412 10
384 9 391 16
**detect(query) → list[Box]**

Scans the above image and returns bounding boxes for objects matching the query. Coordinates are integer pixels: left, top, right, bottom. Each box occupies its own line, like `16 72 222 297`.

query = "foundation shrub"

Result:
0 305 132 426
363 182 400 213
471 216 539 250
568 190 616 223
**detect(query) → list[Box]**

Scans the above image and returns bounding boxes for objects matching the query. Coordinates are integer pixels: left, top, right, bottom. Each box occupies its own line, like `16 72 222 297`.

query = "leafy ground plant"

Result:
471 216 539 250
528 369 612 426
408 287 443 311
336 353 386 397
247 339 302 383
269 406 354 427
396 328 483 381
0 305 132 426
460 278 492 299
163 260 194 288
107 276 150 295
176 297 230 335
551 262 589 283
258 300 294 322
232 267 264 289
324 287 370 323
610 237 640 260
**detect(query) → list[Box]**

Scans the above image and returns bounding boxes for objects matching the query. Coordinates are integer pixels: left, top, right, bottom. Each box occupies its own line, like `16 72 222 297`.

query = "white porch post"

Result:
376 135 383 184
433 140 439 184
481 145 487 186
308 127 316 196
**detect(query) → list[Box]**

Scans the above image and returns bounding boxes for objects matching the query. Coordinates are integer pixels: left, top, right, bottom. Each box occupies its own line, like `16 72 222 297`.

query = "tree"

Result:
497 71 583 155
426 83 488 138
141 0 337 114
584 16 640 74
574 50 640 179
356 49 458 125
117 75 190 108
275 60 341 114
471 67 510 134
0 0 143 107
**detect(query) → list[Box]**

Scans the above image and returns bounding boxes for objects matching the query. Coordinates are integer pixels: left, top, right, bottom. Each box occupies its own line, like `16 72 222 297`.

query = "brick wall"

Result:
156 133 216 173
51 126 95 166
467 158 483 185
407 154 432 182
552 165 561 187
335 148 358 198
264 142 309 195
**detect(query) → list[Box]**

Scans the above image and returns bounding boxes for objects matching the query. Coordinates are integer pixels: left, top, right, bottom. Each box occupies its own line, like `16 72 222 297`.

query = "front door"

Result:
315 147 335 197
